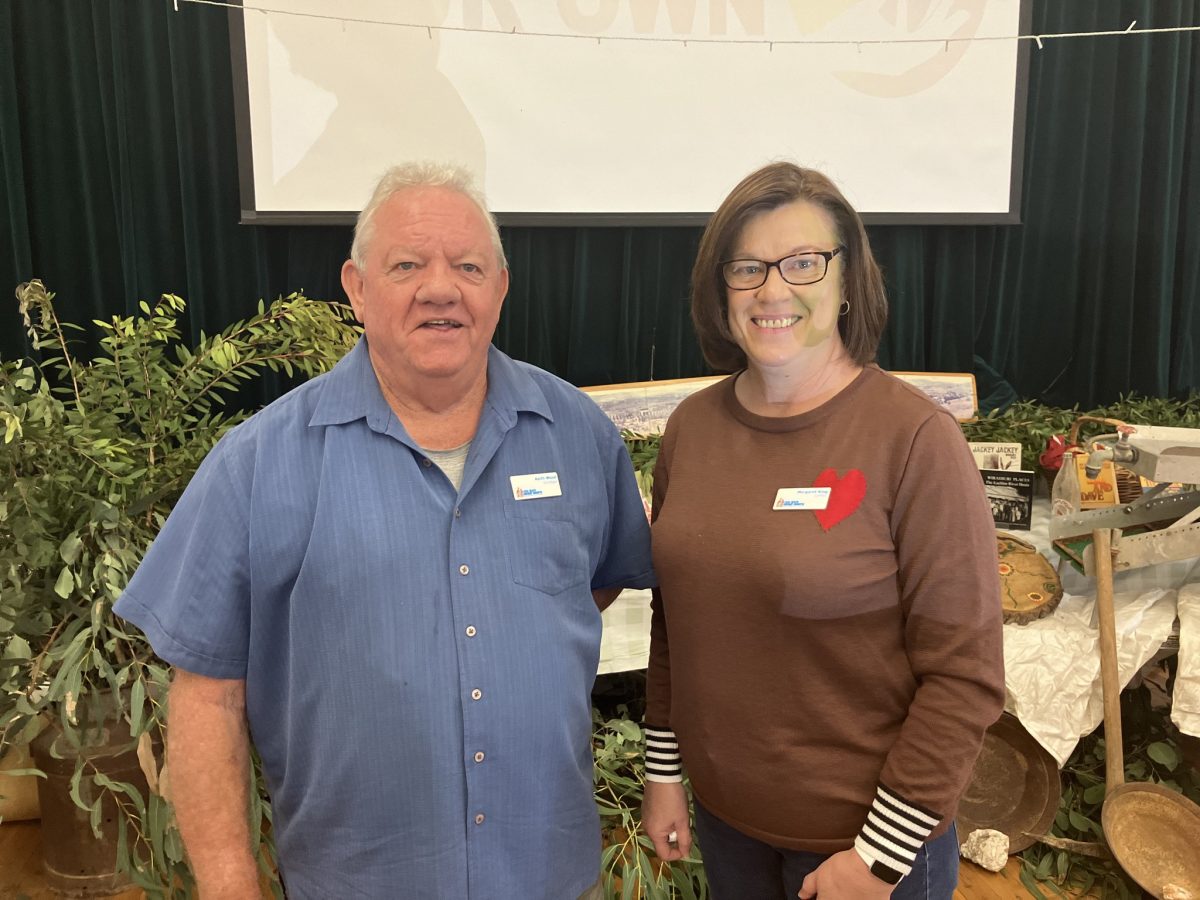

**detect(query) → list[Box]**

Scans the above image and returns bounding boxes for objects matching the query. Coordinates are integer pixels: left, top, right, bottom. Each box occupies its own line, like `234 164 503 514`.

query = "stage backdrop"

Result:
230 0 1030 224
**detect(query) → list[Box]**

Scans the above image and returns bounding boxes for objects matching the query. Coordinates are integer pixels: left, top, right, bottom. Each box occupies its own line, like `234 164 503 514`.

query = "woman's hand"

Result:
797 849 894 899
640 781 693 861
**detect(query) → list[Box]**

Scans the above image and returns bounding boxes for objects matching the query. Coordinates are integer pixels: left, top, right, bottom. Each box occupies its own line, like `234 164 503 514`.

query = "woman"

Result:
641 163 1004 900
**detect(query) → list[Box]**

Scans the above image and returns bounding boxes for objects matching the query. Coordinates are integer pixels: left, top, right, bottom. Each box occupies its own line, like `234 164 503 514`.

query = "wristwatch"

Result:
869 861 904 885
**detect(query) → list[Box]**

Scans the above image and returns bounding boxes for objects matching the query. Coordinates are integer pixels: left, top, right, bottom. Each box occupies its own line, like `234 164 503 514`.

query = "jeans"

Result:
693 798 959 900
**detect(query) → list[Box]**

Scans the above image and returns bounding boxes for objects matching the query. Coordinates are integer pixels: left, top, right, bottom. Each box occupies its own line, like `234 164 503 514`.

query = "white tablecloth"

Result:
598 589 652 675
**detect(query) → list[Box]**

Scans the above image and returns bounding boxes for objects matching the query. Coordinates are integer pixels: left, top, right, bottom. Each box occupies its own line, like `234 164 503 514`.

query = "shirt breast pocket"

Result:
503 501 592 596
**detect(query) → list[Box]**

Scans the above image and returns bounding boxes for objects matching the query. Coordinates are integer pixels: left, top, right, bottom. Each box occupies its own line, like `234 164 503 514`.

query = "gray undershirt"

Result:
423 441 471 492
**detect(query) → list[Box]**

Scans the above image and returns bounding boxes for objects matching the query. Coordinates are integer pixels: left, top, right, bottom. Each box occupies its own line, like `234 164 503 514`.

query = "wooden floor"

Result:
1 819 1063 899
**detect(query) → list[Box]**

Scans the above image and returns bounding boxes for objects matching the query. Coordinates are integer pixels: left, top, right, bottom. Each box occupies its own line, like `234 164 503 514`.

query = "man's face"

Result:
341 186 508 388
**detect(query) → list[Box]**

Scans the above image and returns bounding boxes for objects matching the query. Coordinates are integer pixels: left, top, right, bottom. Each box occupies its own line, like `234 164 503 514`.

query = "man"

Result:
115 163 654 899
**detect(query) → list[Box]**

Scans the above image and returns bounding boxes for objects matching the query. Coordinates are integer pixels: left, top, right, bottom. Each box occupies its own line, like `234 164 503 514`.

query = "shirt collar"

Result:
309 338 554 431
308 338 393 432
482 344 554 428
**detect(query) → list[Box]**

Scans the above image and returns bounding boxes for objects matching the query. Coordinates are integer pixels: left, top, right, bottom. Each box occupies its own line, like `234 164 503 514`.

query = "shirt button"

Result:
474 751 485 763
471 688 482 700
422 458 432 467
465 625 477 637
454 507 462 518
459 564 470 575
474 813 485 825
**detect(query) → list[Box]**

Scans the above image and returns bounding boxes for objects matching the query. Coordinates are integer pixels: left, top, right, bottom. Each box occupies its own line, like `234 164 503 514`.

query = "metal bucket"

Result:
29 719 149 898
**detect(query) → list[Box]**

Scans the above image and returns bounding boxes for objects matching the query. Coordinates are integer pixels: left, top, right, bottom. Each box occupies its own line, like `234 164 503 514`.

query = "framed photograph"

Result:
890 371 978 421
583 369 979 432
581 375 724 434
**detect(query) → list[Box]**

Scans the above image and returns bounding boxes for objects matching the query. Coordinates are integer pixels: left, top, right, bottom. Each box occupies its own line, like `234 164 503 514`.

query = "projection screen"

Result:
229 0 1030 225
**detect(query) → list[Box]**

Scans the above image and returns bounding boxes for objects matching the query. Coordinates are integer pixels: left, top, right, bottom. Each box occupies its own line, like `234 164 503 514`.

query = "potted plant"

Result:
0 280 358 896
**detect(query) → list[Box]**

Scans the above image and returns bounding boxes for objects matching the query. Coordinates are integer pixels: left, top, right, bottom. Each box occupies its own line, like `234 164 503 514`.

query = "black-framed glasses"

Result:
720 247 844 290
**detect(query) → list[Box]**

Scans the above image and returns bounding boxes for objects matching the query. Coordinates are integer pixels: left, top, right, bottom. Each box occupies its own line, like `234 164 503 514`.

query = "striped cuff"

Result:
643 725 683 783
853 785 941 880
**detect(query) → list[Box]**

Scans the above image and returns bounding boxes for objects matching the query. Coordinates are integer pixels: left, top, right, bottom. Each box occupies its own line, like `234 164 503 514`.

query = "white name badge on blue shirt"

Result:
772 487 830 510
510 471 563 500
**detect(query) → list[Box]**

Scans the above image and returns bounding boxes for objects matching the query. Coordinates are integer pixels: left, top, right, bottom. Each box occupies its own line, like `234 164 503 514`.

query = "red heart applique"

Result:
812 468 867 531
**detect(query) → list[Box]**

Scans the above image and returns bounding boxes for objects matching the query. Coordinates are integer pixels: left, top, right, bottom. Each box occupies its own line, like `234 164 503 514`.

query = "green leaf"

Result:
92 770 147 820
58 533 84 564
1082 782 1107 805
2 635 32 660
68 762 88 812
1020 860 1051 899
1147 741 1180 771
2 412 19 443
621 857 636 900
1035 851 1054 879
1067 809 1095 834
53 565 75 598
130 677 145 735
615 718 642 742
88 795 104 839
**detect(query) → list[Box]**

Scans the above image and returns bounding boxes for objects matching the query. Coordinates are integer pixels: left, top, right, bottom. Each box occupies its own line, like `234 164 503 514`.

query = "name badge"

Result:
772 487 830 510
510 472 563 500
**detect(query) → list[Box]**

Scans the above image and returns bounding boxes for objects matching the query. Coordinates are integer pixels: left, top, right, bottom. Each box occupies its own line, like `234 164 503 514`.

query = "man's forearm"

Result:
168 670 259 898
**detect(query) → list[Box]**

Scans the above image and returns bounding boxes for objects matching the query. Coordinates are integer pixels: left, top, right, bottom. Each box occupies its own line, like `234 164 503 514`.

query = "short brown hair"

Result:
691 162 887 372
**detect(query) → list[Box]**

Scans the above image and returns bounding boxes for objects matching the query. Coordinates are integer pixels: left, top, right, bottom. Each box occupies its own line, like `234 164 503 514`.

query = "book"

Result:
968 441 1023 471
1073 454 1120 508
981 469 1035 530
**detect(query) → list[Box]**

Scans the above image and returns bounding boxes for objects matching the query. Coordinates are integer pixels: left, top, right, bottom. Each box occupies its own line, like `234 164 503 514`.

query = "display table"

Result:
597 497 1200 765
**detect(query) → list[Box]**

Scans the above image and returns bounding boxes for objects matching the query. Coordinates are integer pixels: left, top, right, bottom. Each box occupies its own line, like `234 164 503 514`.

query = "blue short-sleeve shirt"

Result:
115 339 655 900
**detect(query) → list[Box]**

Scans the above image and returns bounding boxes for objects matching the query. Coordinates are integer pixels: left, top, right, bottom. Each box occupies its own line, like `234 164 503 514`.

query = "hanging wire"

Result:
172 2 1199 51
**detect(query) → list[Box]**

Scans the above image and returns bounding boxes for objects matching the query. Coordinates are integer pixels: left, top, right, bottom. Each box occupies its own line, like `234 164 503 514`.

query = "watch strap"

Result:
868 860 904 885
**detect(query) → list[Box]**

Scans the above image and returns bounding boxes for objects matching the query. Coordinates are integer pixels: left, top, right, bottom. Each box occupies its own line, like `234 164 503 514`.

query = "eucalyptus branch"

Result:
158 303 305 412
0 719 20 751
45 302 86 416
70 445 126 482
108 335 153 448
169 348 330 424
28 618 69 685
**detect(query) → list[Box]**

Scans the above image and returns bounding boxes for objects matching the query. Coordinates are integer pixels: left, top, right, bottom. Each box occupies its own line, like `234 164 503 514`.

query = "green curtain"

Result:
2 0 1198 409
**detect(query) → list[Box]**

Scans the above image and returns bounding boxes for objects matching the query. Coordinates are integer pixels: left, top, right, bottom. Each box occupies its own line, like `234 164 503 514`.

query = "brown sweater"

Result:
645 367 1004 871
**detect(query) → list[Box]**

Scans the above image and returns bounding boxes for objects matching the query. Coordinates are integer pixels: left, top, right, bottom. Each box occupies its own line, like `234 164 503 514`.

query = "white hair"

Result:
349 162 507 270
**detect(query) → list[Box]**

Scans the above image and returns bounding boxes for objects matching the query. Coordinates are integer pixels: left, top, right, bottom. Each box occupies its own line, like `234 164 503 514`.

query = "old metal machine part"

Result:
1049 425 1200 573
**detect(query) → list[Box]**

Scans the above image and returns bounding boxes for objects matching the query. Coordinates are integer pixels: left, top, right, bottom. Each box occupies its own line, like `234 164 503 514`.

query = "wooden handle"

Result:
1093 528 1124 794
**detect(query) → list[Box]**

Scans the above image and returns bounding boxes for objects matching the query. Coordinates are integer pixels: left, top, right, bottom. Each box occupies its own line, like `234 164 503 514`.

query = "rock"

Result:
959 828 1010 872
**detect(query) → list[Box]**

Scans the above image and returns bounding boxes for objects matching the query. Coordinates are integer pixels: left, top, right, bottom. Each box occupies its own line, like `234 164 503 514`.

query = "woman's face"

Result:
724 200 846 376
